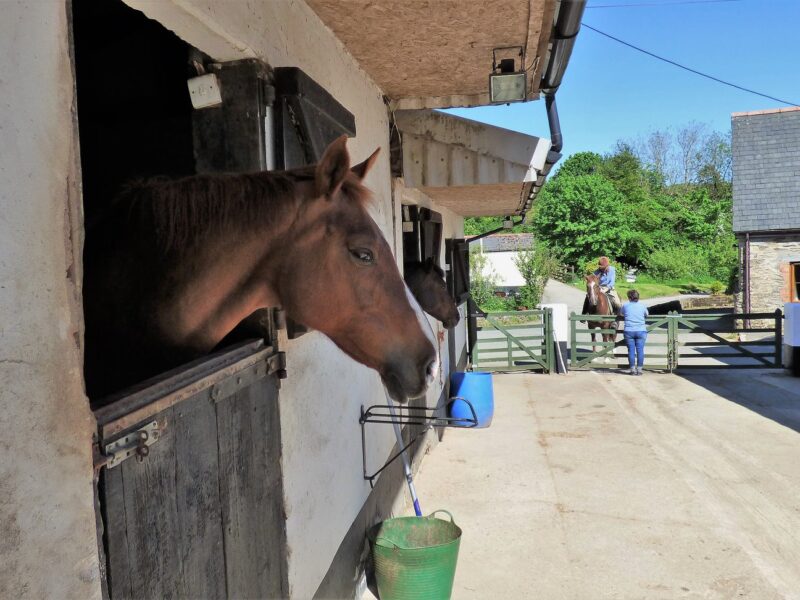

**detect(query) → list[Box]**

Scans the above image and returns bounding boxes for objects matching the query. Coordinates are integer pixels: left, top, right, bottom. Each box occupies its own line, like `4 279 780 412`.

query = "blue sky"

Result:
444 0 800 159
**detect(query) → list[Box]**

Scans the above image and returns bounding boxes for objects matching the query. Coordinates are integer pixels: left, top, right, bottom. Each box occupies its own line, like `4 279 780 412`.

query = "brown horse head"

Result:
84 137 436 402
274 137 437 401
585 273 601 310
584 273 614 316
584 273 616 339
583 273 617 349
404 259 460 329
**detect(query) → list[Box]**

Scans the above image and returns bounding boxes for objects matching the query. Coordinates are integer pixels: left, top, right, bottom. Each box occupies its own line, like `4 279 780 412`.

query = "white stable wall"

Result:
482 251 527 288
0 2 101 598
123 1 459 597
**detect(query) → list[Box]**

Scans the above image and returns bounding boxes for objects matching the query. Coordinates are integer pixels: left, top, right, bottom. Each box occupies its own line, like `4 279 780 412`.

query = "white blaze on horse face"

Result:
404 283 440 382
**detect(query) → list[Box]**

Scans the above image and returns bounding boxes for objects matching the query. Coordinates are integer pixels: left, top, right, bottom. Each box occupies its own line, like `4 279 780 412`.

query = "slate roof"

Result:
732 107 800 233
469 233 535 252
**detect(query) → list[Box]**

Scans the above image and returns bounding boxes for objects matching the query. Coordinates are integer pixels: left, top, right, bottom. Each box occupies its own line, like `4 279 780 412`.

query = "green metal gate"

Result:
568 313 673 370
670 310 783 369
473 309 553 372
568 310 783 371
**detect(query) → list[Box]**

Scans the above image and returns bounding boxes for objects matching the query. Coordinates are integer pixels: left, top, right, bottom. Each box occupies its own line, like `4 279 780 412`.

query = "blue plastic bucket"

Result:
449 372 494 428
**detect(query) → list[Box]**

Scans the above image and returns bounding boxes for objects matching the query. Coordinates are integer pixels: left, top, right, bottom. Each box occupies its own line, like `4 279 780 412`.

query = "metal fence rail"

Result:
568 313 673 370
473 309 553 373
567 309 783 371
671 310 782 369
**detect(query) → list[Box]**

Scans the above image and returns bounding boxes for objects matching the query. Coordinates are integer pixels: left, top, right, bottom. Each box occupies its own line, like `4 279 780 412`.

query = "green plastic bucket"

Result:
368 510 462 600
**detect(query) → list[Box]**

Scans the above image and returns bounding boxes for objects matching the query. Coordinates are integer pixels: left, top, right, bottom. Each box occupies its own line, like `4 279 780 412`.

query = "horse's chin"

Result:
443 316 460 329
383 372 429 404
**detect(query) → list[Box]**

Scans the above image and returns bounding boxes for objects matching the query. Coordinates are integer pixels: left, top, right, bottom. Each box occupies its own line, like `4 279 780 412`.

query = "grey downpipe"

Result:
745 232 751 328
545 93 563 154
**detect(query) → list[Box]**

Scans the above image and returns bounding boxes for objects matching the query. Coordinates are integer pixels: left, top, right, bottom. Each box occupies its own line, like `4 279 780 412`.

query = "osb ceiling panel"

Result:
421 183 526 217
306 0 554 107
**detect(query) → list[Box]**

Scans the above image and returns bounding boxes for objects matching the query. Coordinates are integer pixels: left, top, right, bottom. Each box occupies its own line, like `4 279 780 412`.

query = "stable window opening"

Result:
446 238 470 306
402 205 442 266
791 262 800 302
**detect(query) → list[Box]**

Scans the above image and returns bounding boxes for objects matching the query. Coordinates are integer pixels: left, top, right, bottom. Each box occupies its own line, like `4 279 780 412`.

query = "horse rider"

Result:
595 256 621 315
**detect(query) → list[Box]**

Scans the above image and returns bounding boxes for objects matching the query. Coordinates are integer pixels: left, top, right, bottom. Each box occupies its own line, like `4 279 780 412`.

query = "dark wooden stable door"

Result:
93 340 288 599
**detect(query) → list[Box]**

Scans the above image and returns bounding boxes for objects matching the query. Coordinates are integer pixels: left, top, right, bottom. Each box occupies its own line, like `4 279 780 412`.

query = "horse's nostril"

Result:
425 358 437 379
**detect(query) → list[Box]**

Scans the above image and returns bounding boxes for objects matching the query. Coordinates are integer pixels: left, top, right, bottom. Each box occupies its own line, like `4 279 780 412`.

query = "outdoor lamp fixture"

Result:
489 46 526 104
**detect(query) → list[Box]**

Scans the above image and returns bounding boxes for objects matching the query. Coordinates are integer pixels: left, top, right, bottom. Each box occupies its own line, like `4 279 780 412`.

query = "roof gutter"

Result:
540 0 586 161
518 0 586 221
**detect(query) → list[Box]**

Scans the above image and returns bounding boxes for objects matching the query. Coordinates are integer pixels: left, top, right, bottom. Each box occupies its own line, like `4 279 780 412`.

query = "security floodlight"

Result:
490 47 526 104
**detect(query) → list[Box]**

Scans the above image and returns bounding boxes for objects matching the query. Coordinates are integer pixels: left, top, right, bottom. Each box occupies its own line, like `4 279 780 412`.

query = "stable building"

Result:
0 1 583 598
732 107 800 324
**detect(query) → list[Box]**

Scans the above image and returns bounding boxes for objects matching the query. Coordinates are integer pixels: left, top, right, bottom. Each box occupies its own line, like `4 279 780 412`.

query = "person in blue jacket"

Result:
595 256 621 313
620 289 648 375
581 256 622 319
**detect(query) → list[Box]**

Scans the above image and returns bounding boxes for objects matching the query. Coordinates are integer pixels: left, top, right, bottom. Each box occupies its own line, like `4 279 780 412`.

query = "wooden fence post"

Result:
569 312 577 370
775 308 783 368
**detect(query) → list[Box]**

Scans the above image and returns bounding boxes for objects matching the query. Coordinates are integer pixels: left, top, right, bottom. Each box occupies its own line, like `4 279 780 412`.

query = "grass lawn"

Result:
570 277 718 300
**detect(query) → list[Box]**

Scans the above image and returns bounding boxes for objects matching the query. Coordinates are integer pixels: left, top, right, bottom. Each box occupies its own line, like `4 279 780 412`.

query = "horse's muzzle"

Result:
383 347 437 403
442 314 460 329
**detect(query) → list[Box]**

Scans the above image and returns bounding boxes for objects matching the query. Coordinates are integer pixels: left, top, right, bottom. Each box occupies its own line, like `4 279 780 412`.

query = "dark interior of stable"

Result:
73 0 196 225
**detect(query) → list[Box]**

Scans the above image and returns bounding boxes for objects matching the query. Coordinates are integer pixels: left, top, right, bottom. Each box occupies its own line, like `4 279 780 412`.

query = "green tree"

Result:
531 174 633 266
553 151 602 178
463 216 504 236
599 143 650 201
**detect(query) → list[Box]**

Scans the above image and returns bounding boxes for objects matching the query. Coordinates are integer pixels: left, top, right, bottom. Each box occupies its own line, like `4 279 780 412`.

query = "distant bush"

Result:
479 294 509 312
644 246 706 280
514 243 564 309
469 249 497 308
709 281 725 295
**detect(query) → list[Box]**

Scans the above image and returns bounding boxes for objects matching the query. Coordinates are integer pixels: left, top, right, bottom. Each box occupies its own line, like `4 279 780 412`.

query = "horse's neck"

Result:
598 292 611 315
157 212 295 352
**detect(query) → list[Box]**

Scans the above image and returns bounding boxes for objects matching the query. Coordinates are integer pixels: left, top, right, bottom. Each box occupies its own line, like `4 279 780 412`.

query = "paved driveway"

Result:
412 370 800 599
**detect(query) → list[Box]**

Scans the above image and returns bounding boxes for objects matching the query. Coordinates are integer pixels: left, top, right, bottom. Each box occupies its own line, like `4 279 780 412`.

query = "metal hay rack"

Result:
359 397 478 484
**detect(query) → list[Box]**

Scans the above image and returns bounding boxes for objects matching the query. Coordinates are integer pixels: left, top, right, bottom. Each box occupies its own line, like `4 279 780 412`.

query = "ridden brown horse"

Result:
84 136 436 403
404 259 460 329
584 273 618 353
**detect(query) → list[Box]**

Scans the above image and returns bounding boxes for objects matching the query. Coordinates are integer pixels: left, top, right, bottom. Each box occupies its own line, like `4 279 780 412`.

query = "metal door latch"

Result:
267 351 287 379
102 421 160 469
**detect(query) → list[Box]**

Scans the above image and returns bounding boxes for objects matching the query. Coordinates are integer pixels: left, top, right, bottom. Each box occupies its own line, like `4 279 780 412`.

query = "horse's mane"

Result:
404 260 445 283
110 167 371 253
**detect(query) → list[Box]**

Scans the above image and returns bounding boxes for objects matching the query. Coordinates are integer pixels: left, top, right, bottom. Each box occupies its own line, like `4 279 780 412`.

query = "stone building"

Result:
732 107 800 325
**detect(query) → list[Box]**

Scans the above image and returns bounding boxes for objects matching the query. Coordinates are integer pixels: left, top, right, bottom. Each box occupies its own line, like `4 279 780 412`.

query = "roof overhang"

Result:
395 109 550 216
306 0 557 109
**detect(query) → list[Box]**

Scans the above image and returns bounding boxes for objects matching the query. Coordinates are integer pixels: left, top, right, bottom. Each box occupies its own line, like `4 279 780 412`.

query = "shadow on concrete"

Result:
677 370 800 434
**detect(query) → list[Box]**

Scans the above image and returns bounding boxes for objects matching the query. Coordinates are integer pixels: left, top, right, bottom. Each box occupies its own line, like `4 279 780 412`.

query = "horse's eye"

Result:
350 248 374 264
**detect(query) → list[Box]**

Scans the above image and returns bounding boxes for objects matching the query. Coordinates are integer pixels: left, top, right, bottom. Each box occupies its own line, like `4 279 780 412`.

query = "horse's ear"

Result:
424 257 435 270
351 147 381 181
316 135 351 198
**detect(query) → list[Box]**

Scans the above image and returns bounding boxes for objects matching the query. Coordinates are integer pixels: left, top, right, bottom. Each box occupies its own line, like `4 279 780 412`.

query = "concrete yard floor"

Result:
411 370 800 599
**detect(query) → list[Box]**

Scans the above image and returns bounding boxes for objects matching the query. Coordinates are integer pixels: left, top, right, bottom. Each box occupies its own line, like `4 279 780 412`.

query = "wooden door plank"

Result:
216 377 288 599
101 467 133 599
173 393 227 599
119 407 181 600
